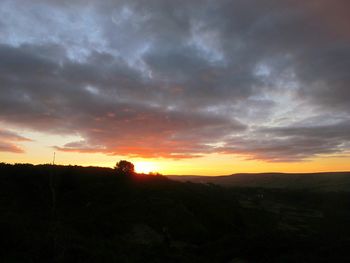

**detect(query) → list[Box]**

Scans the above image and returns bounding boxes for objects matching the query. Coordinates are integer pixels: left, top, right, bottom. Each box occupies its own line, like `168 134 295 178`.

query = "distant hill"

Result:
168 172 350 192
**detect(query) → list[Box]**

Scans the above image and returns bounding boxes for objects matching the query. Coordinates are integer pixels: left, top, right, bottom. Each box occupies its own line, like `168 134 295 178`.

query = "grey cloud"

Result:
220 136 342 162
0 43 245 158
0 129 32 142
221 120 350 162
0 0 349 161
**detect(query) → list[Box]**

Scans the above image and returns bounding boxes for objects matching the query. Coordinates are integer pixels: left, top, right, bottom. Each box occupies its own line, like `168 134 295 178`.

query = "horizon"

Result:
2 161 350 177
1 0 350 175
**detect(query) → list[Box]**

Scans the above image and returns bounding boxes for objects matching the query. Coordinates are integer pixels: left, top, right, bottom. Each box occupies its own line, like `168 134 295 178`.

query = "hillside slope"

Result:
168 172 350 192
1 164 350 262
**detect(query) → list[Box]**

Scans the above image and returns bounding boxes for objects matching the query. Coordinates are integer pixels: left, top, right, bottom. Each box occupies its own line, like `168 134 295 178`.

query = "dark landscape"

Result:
169 172 350 192
1 1 350 261
1 162 350 262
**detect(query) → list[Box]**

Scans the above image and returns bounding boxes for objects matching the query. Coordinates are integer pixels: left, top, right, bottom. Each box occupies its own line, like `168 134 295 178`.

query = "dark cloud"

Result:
220 120 350 162
0 43 245 158
0 0 349 161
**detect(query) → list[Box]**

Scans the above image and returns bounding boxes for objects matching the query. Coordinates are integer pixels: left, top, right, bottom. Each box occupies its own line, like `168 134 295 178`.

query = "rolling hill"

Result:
168 172 350 192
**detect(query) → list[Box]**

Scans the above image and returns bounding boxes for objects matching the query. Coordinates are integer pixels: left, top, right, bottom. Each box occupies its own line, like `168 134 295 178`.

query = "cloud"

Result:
0 0 349 161
0 129 31 153
54 108 246 158
219 119 350 162
0 44 245 158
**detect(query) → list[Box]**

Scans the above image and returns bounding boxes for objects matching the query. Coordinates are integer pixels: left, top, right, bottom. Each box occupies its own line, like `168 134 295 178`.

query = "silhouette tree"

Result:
115 160 135 176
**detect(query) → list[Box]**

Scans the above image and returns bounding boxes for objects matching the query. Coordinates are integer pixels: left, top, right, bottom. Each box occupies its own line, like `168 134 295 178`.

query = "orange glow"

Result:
0 131 349 176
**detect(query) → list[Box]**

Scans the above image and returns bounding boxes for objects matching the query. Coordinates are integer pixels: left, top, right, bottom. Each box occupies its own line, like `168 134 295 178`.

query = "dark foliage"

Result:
0 163 350 262
115 160 135 177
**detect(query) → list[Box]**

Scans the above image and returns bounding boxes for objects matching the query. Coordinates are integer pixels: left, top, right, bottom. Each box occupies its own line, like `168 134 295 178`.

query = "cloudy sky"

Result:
0 0 349 174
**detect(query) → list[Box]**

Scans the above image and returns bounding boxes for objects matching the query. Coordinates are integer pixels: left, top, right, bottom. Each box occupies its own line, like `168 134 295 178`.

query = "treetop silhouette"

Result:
115 160 135 176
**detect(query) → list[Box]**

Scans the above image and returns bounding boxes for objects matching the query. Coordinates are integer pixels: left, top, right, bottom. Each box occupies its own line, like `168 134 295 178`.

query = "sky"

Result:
0 0 350 175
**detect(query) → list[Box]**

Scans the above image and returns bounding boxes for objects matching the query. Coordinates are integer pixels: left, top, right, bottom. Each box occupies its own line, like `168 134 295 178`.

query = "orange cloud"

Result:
0 129 31 153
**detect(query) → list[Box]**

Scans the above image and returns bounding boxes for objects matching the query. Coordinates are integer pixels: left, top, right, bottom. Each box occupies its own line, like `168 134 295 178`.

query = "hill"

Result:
168 172 350 192
1 163 350 262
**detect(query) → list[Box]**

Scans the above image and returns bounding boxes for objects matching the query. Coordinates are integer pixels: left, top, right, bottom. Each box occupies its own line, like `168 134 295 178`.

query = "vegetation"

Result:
1 162 350 262
114 160 135 177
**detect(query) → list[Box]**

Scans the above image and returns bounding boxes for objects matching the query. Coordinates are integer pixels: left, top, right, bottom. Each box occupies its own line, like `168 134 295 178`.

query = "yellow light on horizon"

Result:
0 129 349 175
134 161 157 174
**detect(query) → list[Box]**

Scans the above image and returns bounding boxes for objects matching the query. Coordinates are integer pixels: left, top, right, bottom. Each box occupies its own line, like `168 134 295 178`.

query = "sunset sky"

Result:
0 0 349 175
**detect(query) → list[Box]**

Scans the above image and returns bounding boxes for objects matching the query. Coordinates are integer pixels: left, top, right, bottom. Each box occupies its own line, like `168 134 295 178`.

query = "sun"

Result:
134 161 157 174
